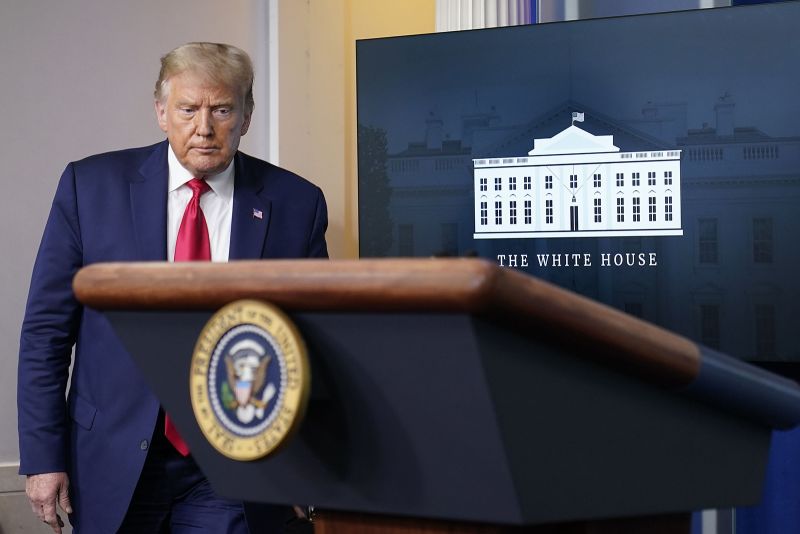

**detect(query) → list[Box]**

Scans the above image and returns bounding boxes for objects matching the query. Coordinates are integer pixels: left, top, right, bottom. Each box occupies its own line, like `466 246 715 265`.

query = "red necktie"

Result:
174 178 212 262
165 177 211 456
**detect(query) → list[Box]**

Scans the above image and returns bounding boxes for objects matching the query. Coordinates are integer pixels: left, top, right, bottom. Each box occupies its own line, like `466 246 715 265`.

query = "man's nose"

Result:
195 109 213 137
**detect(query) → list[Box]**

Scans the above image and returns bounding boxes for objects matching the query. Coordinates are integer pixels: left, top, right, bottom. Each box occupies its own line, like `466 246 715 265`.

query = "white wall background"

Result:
0 0 271 470
0 3 274 530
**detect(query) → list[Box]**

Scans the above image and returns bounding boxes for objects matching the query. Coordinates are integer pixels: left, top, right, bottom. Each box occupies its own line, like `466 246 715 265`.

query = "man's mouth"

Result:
192 146 218 154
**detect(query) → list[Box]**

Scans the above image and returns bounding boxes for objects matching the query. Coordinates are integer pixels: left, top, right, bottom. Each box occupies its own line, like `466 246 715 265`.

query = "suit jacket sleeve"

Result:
307 187 329 259
18 163 83 475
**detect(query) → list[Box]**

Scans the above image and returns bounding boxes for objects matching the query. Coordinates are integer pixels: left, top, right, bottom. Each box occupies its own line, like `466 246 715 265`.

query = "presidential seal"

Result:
190 300 310 461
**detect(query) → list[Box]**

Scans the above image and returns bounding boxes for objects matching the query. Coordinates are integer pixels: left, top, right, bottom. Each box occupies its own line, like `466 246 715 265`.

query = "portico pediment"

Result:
528 125 620 156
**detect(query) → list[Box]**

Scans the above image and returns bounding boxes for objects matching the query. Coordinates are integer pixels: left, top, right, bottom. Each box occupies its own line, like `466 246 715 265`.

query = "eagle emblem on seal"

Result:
222 339 277 424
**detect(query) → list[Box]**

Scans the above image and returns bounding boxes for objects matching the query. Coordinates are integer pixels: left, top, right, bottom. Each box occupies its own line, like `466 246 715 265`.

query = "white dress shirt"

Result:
166 144 234 262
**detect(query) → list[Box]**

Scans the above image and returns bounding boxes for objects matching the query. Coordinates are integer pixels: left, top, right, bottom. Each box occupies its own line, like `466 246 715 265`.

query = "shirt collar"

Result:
167 143 235 200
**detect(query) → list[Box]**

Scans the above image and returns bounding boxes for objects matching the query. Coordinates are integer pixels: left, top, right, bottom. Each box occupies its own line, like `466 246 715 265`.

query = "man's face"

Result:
155 71 251 177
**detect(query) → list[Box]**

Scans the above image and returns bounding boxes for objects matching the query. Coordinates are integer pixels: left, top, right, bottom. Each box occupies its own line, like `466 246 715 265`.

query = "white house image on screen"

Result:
473 118 683 239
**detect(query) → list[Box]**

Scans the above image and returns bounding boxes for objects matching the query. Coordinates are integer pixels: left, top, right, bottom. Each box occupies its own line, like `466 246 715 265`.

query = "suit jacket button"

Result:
140 439 149 451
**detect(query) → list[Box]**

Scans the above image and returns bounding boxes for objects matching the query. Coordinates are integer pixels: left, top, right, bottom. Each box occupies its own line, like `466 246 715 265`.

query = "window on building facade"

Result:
509 176 517 191
546 199 553 224
495 200 502 225
664 171 672 185
593 173 601 188
700 304 721 349
755 304 776 359
495 177 502 191
632 172 640 186
633 197 641 222
398 224 414 256
648 196 656 222
698 218 719 264
594 198 602 223
545 175 553 189
524 176 531 190
665 196 673 221
524 200 532 224
509 200 517 224
570 174 577 189
616 173 624 187
617 197 624 222
753 217 773 264
479 178 487 192
480 201 488 226
648 171 656 185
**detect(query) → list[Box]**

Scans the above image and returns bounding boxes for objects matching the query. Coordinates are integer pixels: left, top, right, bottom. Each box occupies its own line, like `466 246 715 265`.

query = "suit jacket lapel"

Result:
130 141 169 261
230 152 272 260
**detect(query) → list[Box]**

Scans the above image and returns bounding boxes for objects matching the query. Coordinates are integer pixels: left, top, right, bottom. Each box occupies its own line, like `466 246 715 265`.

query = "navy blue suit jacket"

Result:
18 140 328 532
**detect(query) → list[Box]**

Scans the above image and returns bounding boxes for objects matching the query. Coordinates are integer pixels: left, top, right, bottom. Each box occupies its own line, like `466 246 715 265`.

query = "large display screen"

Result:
356 2 800 363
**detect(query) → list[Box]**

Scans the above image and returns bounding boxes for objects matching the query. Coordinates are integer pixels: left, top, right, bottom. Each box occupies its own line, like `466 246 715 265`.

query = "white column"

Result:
700 0 732 7
498 0 508 26
436 0 533 32
266 0 279 164
564 0 581 22
485 0 498 28
701 509 716 534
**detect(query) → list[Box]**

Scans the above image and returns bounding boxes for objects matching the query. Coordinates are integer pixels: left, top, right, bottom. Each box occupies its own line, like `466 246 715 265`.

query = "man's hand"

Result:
26 472 72 534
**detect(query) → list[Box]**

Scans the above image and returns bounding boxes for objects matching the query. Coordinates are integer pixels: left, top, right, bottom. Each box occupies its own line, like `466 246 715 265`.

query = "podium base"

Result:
313 511 690 533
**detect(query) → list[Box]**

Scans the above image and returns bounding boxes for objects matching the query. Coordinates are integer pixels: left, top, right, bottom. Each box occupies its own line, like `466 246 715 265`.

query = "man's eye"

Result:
214 108 231 116
179 108 195 115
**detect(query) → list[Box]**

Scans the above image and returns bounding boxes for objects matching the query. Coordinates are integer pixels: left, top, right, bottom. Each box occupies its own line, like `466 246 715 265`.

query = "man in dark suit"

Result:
18 42 326 533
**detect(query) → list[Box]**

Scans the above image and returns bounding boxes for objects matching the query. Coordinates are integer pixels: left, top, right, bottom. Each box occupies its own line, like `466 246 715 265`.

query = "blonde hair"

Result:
155 42 254 115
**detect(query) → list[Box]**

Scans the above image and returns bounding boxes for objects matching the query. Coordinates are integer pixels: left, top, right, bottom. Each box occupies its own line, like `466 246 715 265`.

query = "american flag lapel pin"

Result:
252 208 263 220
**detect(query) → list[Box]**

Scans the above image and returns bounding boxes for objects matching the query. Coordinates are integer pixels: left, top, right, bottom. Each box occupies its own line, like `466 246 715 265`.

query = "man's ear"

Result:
240 113 252 136
155 100 168 133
